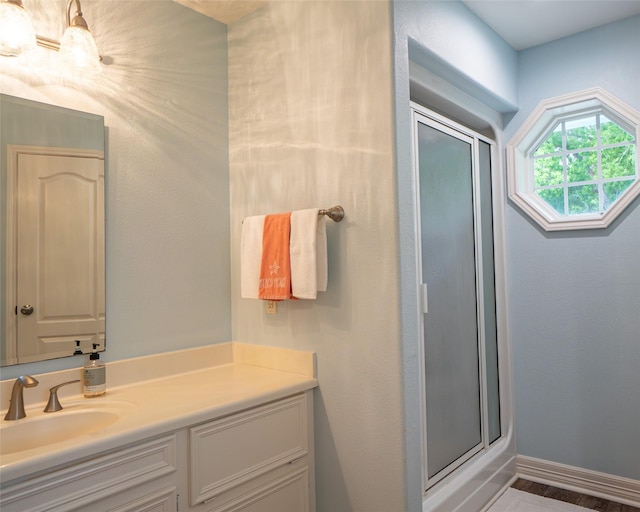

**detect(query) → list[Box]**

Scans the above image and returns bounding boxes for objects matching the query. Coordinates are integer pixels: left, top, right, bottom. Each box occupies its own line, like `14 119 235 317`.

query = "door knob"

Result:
20 305 34 315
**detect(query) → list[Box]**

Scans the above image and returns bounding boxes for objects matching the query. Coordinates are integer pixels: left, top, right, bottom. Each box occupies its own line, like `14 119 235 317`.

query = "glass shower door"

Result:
413 109 500 489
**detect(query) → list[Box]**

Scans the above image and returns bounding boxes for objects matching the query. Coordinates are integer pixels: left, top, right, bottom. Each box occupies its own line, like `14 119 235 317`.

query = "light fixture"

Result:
0 0 101 73
0 0 37 57
58 0 101 74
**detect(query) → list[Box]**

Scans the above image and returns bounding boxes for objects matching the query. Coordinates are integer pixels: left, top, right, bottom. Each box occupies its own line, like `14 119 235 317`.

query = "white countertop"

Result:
0 343 317 484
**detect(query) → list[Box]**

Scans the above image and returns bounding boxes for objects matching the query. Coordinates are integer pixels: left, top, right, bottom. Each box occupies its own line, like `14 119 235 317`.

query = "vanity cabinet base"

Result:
0 391 315 512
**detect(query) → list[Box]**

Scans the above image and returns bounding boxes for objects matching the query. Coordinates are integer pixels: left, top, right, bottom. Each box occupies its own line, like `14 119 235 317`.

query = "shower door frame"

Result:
411 103 502 492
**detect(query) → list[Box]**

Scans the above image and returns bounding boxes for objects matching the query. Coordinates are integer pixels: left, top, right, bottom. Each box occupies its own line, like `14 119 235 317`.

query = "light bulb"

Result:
0 0 37 57
58 24 101 74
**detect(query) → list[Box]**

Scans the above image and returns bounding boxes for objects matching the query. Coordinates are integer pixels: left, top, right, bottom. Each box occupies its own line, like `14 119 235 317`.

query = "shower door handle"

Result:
421 283 429 314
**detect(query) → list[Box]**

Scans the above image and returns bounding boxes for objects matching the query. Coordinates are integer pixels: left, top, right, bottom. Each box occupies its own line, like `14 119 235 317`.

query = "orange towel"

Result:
259 212 292 300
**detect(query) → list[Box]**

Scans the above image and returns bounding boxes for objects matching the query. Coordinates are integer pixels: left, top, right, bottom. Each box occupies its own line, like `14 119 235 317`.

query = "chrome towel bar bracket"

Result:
318 205 344 222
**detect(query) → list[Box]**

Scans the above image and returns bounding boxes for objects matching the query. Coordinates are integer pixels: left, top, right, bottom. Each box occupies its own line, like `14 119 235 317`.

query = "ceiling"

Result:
461 0 640 50
173 0 640 51
173 0 267 25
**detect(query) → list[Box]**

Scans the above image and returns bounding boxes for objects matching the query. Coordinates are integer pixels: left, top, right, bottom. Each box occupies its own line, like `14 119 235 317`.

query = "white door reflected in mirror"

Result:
7 146 105 364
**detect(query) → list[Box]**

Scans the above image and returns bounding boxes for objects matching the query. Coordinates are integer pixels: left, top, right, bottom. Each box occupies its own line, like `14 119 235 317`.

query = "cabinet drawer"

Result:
0 434 177 512
109 486 177 512
202 466 309 512
190 394 308 506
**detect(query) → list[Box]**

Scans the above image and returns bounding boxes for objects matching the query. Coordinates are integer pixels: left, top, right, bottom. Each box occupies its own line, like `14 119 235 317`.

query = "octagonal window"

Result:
508 88 640 231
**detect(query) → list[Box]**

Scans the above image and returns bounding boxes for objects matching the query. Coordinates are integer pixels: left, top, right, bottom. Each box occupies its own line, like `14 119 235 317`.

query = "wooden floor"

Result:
512 479 640 512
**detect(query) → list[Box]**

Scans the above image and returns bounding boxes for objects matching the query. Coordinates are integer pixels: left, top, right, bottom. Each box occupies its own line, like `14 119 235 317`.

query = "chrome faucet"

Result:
44 380 81 412
4 375 39 420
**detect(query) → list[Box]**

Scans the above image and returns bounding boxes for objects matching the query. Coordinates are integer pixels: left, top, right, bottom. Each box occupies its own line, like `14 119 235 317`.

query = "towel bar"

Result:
242 206 344 223
319 205 344 222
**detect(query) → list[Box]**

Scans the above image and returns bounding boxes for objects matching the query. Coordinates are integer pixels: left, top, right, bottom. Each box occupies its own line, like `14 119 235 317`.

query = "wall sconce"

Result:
0 0 36 56
0 0 101 74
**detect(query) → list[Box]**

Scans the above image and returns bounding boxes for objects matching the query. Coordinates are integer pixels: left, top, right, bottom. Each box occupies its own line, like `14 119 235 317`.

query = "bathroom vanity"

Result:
0 343 317 512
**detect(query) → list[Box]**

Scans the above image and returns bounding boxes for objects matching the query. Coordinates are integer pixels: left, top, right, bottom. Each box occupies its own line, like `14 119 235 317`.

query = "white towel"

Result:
290 209 327 299
316 216 327 292
240 215 265 299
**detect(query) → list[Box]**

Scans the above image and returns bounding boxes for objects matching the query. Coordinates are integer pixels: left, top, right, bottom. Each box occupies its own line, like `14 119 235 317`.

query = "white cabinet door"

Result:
190 394 308 506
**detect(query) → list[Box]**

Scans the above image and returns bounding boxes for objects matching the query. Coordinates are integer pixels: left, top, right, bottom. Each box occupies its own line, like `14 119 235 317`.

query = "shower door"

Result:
412 106 500 490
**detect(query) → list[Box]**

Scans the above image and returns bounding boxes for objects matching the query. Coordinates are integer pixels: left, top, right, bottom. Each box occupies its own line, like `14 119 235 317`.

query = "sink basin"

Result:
0 409 120 456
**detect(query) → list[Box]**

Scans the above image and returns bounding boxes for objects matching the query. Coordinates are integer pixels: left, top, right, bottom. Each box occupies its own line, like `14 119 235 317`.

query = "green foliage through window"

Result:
532 113 637 216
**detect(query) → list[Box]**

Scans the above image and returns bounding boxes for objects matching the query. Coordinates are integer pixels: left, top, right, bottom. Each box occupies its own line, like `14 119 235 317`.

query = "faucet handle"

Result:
44 380 81 413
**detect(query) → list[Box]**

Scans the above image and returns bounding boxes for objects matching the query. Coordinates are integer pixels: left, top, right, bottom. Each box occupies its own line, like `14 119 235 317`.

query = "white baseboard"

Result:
516 455 640 507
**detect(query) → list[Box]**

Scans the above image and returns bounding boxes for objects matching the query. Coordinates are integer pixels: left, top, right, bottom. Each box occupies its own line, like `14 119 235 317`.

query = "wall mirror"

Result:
1 94 105 366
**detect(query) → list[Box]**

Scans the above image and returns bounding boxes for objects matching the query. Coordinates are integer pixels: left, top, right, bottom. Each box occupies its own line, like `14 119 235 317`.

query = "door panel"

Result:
417 121 482 481
16 152 105 363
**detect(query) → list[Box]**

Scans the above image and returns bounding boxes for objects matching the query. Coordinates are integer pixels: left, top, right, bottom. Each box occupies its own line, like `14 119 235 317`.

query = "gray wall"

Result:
394 0 518 113
0 0 231 379
393 2 519 509
228 2 406 511
3 1 637 508
394 0 640 499
504 16 640 479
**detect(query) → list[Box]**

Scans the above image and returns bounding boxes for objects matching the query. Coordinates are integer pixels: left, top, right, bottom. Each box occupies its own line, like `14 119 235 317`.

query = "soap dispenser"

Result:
83 343 106 398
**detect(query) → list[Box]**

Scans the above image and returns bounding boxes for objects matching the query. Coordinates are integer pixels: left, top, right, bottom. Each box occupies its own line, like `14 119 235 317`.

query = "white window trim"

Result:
507 87 640 231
